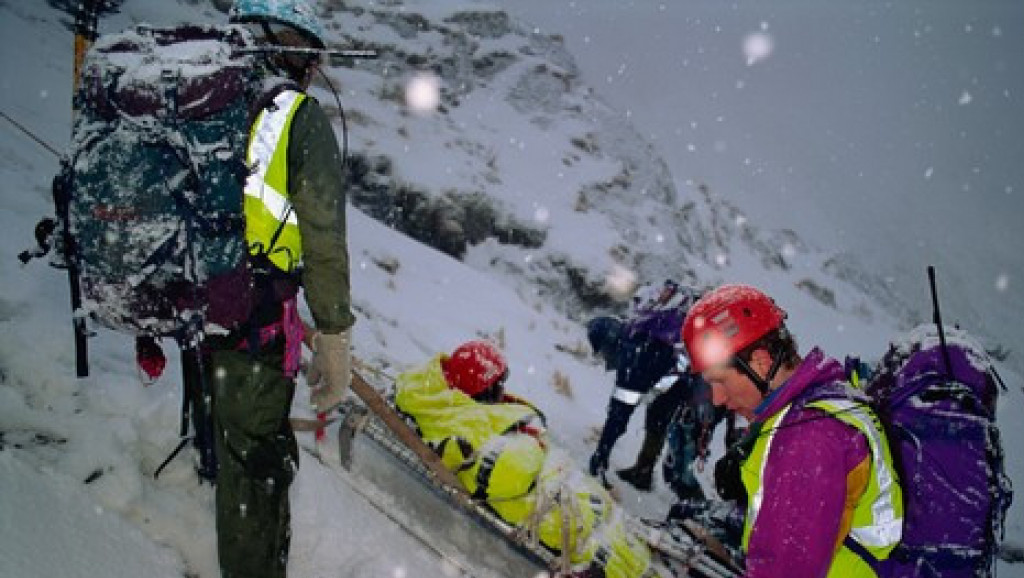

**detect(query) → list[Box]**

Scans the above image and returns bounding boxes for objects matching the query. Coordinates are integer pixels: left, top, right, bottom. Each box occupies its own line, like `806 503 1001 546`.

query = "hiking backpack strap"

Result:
843 535 880 572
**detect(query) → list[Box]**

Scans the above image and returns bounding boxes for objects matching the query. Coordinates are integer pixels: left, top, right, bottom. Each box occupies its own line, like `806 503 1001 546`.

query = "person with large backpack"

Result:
27 0 353 574
682 284 903 578
863 323 1012 577
586 280 703 490
202 2 356 577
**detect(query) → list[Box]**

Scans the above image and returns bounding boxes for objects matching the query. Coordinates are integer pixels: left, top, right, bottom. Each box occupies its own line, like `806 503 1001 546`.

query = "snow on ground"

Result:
1 1 1022 577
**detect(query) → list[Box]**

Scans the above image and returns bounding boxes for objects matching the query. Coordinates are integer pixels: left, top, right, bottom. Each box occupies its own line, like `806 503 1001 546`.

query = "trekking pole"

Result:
62 0 104 378
927 266 955 378
154 377 193 480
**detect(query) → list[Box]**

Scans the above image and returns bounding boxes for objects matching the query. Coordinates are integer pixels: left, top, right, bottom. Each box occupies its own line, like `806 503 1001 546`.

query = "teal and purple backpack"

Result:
64 24 265 346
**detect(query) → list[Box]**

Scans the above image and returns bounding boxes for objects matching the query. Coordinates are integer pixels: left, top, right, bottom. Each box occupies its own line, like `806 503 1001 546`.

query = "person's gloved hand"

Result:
135 336 166 385
308 328 352 413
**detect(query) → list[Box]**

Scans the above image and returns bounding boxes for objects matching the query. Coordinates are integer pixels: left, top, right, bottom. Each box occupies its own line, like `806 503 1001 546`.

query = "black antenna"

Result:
927 266 955 377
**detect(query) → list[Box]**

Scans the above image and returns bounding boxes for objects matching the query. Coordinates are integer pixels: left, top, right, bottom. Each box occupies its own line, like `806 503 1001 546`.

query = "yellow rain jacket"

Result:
395 355 660 578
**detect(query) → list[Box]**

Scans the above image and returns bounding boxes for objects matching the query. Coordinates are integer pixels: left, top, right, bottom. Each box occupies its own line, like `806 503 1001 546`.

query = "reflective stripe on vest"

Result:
245 89 305 272
741 397 903 573
741 404 791 548
808 398 903 552
611 387 644 405
461 433 544 501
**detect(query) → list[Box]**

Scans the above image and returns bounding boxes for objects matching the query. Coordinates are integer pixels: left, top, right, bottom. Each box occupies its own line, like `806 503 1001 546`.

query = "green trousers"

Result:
206 347 298 578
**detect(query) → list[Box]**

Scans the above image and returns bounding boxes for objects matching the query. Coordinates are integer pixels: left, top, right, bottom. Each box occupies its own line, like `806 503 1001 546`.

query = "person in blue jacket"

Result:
586 280 702 491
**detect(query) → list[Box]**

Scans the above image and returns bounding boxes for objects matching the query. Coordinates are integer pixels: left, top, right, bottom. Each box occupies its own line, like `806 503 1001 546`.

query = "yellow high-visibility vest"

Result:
741 396 904 577
244 89 305 272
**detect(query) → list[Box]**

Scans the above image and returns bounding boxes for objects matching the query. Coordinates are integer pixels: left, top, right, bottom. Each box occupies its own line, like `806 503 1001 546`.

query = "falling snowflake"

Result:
405 72 441 114
995 274 1010 292
958 90 972 105
743 32 774 66
605 265 637 299
924 167 934 179
534 206 550 223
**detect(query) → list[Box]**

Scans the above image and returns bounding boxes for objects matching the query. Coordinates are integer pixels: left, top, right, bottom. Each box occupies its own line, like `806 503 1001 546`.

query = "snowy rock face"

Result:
318 0 925 328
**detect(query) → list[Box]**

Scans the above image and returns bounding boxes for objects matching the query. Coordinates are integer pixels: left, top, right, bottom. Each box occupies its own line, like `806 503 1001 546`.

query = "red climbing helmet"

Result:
682 284 786 373
441 340 509 397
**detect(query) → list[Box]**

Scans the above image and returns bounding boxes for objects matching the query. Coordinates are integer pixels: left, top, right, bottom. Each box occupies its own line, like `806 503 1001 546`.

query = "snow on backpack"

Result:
624 279 702 347
57 24 285 348
17 23 298 482
863 323 1012 577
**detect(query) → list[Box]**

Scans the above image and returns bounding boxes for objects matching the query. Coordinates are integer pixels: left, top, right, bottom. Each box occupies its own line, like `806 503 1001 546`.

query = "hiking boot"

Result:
616 465 653 491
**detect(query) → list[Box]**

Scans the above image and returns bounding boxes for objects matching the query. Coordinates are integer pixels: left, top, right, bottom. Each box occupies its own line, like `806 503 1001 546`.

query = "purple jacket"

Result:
745 348 871 578
624 307 685 347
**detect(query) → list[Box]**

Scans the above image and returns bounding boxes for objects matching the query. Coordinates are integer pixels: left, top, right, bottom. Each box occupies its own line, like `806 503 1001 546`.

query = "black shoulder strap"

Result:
247 78 302 129
843 535 881 572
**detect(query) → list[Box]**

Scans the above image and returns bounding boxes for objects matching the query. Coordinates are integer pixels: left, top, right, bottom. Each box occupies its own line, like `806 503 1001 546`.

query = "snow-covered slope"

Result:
1 1 1021 577
503 0 1024 378
320 0 934 337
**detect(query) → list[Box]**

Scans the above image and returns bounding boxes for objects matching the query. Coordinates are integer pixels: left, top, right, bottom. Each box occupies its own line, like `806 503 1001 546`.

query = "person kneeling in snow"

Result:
394 340 660 578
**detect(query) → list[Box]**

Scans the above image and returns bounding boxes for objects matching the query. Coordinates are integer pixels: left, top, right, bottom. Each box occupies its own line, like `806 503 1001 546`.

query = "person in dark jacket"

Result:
587 314 675 487
202 2 356 577
586 280 703 491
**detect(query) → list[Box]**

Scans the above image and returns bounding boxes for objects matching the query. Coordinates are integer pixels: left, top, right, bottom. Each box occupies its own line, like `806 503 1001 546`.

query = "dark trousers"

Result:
593 397 638 464
206 347 298 578
593 377 690 465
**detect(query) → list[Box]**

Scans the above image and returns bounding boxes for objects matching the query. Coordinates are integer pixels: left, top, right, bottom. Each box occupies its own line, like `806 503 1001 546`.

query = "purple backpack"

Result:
866 324 1012 577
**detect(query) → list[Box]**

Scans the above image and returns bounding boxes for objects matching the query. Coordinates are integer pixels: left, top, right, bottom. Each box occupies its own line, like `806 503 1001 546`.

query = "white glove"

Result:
308 328 352 413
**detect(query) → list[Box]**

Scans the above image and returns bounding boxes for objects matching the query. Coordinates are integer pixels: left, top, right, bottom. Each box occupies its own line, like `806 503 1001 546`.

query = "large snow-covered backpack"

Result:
864 323 1012 577
62 24 276 346
35 24 289 481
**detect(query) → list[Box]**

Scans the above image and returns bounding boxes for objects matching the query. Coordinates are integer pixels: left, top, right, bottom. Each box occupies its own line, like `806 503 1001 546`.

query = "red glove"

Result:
136 336 166 383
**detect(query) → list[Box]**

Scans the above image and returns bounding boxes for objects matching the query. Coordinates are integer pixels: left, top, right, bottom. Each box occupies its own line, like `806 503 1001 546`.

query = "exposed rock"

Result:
326 0 919 328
